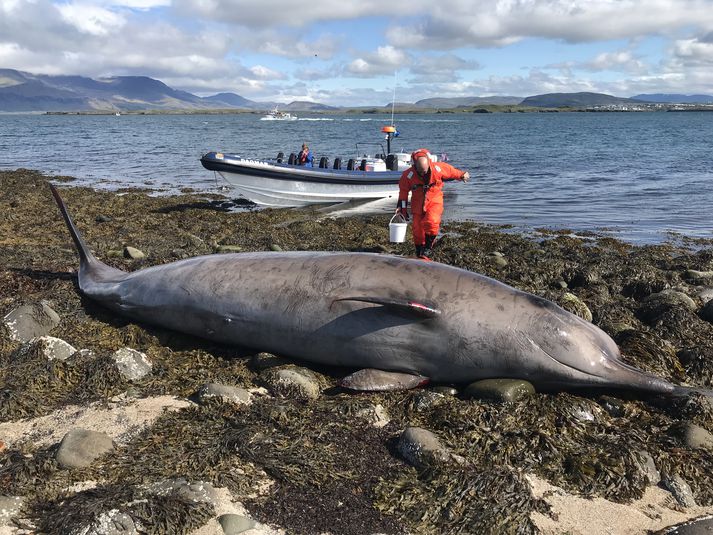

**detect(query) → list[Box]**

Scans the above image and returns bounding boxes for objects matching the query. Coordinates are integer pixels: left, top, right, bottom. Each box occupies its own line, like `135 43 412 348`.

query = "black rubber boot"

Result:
415 245 424 257
420 235 436 259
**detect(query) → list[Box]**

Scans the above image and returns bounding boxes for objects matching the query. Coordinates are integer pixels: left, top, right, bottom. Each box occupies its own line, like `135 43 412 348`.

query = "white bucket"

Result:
389 213 408 243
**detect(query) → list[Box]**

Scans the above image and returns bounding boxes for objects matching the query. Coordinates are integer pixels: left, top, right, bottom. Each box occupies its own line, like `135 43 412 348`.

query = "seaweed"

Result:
2 169 713 534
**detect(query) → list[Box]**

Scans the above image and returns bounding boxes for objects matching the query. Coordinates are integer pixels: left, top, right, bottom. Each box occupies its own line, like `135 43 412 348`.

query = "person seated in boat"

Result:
298 143 314 167
396 148 469 260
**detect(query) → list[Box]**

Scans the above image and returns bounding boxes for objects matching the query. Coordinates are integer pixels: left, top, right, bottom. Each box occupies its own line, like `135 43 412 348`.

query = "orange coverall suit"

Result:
397 155 466 251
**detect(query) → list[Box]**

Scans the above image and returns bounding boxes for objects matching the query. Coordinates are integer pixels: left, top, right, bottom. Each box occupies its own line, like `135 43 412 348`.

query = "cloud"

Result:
249 65 287 80
387 0 713 49
547 49 649 75
408 53 481 83
345 45 411 77
244 31 340 59
0 0 280 94
585 50 648 73
172 0 430 27
293 67 336 81
57 3 126 36
673 33 713 66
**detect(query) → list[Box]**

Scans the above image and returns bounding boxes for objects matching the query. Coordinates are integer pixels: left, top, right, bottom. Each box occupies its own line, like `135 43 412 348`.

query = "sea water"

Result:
0 111 711 244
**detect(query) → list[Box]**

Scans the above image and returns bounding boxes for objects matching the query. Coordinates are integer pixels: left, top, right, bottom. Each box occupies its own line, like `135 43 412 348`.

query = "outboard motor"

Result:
385 154 397 170
347 159 356 170
276 151 284 163
319 156 329 169
288 153 297 165
360 158 367 171
333 158 342 170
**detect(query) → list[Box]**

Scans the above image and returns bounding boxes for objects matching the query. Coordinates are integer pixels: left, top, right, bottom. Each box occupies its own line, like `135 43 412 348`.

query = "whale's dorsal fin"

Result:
340 368 430 391
333 296 441 318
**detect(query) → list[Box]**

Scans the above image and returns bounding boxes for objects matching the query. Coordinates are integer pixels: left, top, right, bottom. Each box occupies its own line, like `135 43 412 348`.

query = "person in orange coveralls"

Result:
396 148 469 259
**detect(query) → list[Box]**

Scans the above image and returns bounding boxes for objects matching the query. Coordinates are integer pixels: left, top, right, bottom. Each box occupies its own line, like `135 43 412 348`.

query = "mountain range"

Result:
1 69 712 112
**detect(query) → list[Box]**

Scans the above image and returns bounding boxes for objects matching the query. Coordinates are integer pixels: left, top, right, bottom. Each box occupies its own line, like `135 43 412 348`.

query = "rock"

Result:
655 515 713 534
464 379 535 402
171 248 188 259
554 279 568 290
633 450 660 484
95 214 112 223
568 268 600 288
683 270 713 284
641 290 697 321
569 403 597 423
15 336 77 362
198 383 252 406
218 514 257 535
144 478 218 505
697 287 713 304
598 395 626 417
559 292 593 322
487 253 508 268
123 246 145 260
0 496 23 526
430 386 458 396
700 300 713 324
410 390 447 412
106 250 124 258
2 302 60 342
73 348 96 359
77 509 137 535
603 319 637 336
261 367 322 400
111 347 152 381
682 423 713 450
56 429 114 469
662 474 697 508
216 245 243 254
250 352 292 370
269 244 283 251
355 403 390 428
397 426 463 468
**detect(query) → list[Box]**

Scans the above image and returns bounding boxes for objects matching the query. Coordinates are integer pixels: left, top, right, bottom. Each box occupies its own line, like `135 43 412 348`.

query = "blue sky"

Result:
1 0 712 105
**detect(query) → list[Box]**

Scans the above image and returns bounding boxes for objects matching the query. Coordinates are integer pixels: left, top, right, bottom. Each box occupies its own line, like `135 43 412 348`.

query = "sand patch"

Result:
0 395 191 448
529 474 713 534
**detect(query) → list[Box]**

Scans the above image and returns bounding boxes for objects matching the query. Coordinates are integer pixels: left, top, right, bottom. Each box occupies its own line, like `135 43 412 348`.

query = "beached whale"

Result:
50 184 708 396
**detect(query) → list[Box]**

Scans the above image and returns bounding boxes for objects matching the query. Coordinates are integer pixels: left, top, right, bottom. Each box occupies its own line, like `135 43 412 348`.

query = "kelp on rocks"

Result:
2 169 713 534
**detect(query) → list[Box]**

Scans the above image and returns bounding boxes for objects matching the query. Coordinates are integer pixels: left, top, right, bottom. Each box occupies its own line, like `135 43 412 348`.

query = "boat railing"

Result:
354 142 388 159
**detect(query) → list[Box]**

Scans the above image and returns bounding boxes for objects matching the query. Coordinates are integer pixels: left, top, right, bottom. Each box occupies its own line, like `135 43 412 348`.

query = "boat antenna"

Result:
390 71 397 126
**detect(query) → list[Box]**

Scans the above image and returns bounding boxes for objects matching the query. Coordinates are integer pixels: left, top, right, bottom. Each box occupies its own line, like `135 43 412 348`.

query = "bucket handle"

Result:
390 212 407 224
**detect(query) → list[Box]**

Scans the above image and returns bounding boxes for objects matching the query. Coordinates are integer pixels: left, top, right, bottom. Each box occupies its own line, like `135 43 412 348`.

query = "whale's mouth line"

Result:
525 334 605 381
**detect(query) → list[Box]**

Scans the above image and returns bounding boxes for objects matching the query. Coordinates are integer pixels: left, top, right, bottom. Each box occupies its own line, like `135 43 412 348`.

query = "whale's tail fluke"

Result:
49 183 126 287
49 183 97 271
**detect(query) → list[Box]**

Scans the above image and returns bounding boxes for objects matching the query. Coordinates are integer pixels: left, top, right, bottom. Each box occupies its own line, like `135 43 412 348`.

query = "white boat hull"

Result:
217 170 399 207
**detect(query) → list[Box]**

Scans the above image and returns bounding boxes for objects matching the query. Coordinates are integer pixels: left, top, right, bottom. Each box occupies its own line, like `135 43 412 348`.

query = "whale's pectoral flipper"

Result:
340 368 430 391
333 296 441 318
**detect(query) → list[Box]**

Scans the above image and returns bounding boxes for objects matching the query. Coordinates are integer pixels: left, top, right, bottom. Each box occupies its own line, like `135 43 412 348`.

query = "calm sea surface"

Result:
1 111 712 244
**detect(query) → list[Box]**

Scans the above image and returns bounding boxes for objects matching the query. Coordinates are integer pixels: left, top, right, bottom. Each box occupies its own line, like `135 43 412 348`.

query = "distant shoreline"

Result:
39 104 713 116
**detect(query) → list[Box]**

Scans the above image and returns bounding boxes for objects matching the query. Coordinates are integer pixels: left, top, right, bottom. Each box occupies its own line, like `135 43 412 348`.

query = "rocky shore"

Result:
1 168 713 535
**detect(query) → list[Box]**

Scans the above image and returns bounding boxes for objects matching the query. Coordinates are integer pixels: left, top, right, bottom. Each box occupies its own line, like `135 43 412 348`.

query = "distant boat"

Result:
260 106 297 121
115 112 121 116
